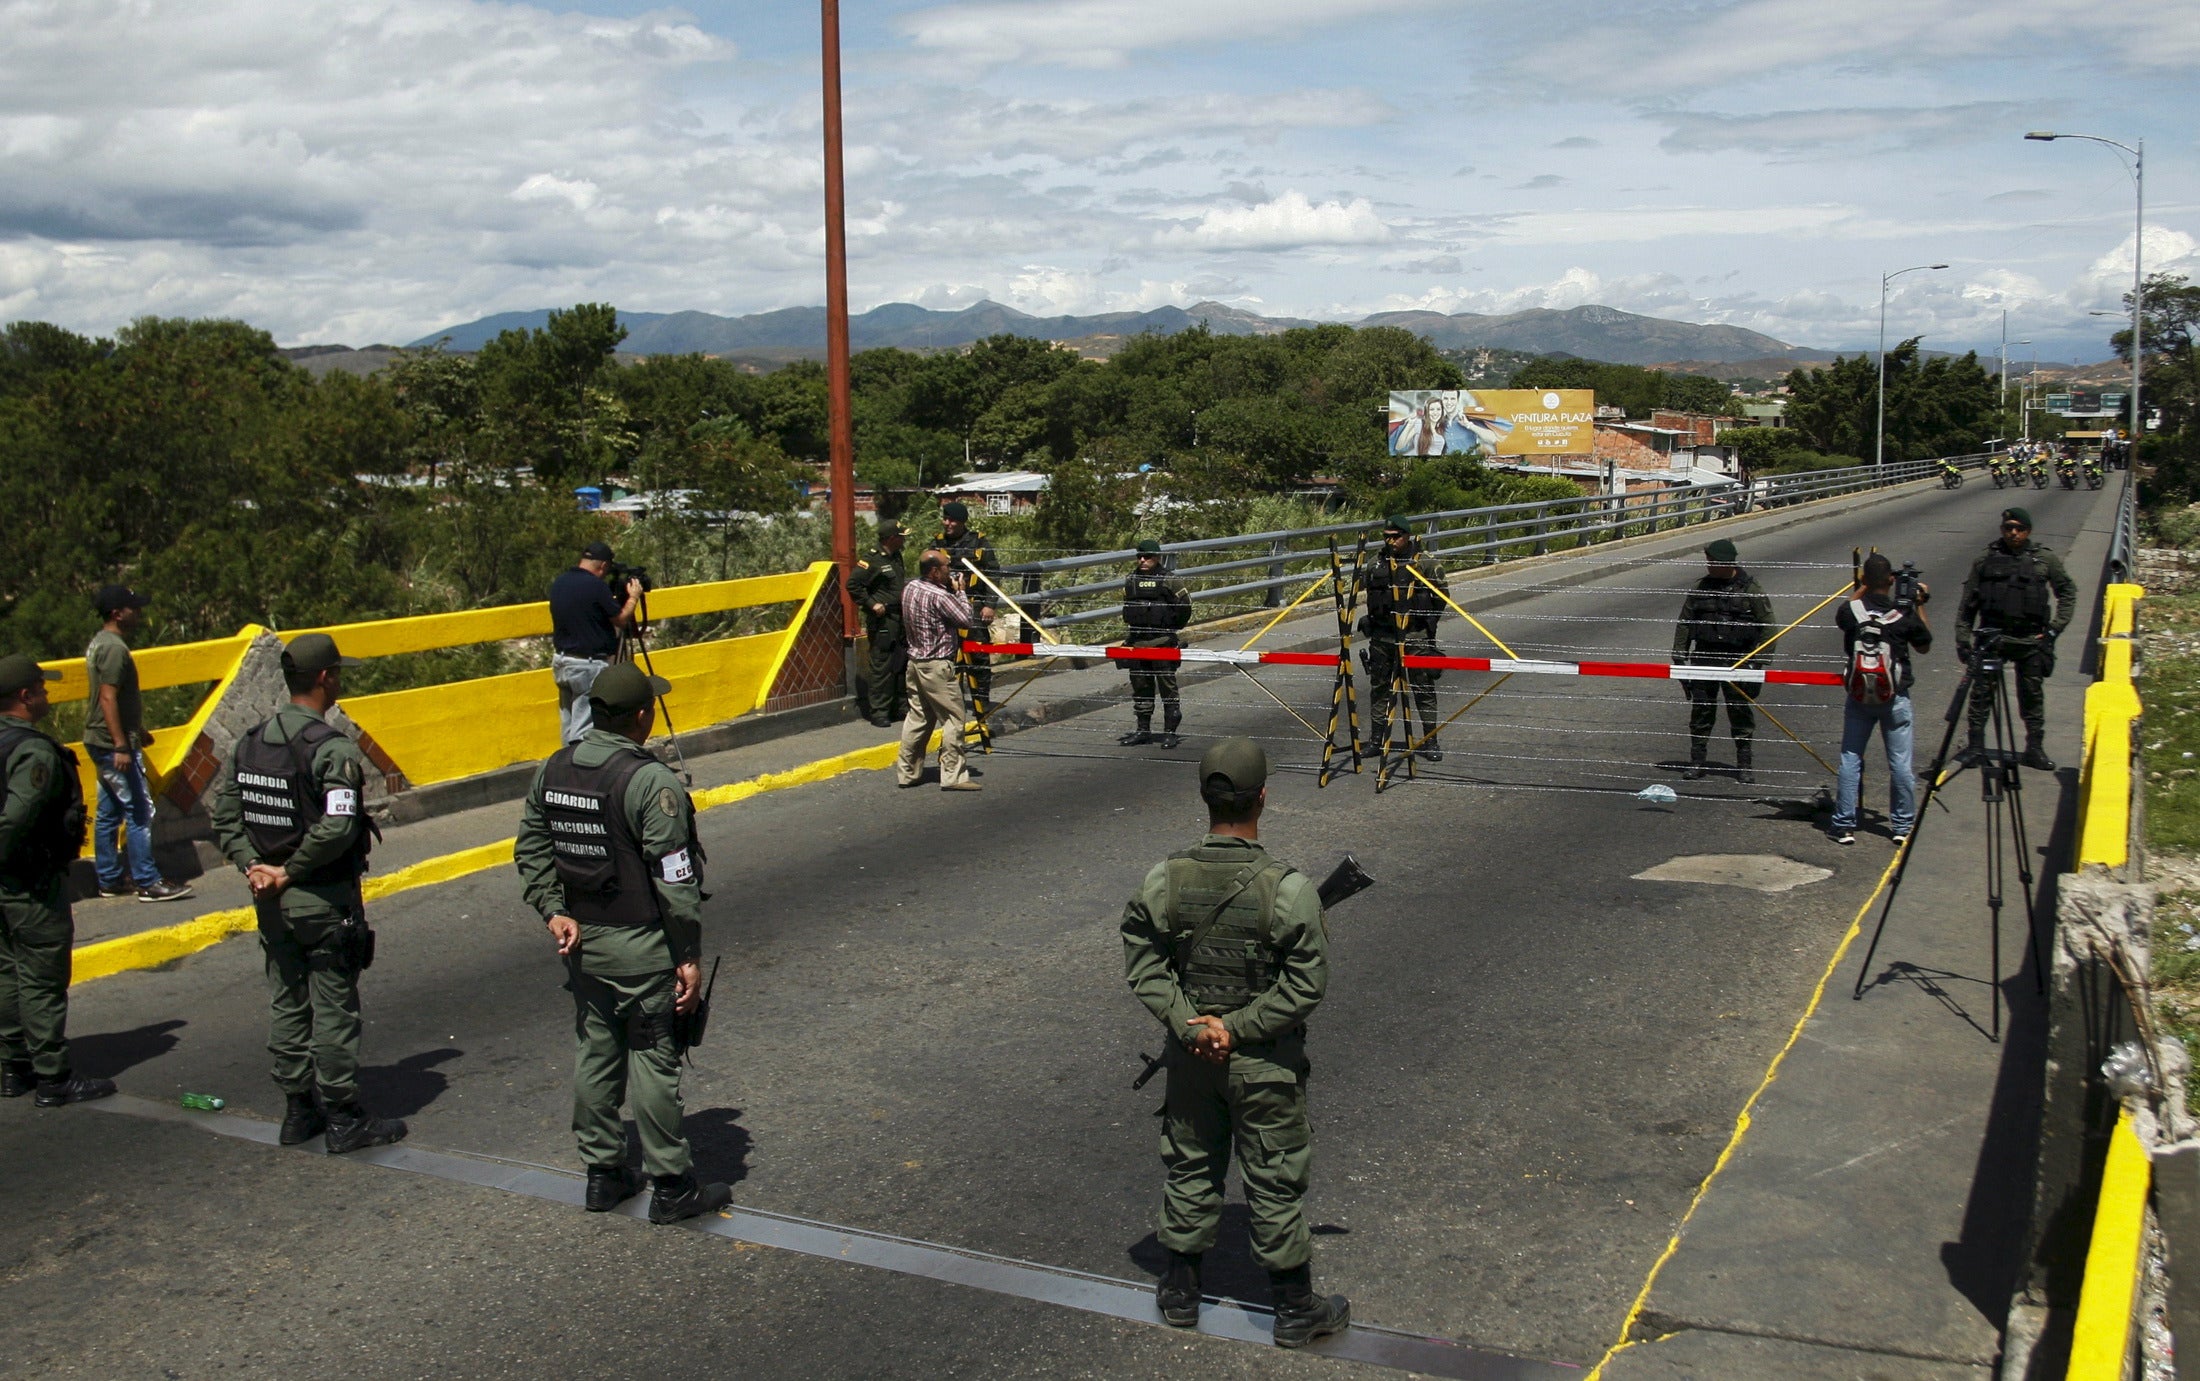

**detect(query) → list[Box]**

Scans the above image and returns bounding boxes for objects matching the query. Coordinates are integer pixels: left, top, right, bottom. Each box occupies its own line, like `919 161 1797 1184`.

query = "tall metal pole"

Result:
820 0 858 638
1999 310 2009 414
2131 139 2145 454
1876 264 1945 467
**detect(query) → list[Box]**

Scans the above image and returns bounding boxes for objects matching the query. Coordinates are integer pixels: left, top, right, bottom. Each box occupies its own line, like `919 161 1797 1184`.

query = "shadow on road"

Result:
1124 1206 1348 1307
71 1018 186 1077
672 1106 752 1186
359 1048 464 1117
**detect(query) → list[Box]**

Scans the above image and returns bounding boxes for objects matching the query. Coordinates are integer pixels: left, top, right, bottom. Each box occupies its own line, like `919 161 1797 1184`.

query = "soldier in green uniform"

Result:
0 654 110 1106
210 633 407 1152
934 501 1001 726
514 662 732 1224
1673 538 1776 783
1120 737 1351 1349
849 521 910 727
1118 539 1192 748
1357 515 1448 761
1955 506 2078 769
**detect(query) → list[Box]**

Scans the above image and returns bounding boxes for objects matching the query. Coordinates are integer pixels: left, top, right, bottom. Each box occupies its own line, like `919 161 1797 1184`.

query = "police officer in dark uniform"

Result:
1673 539 1776 782
1356 515 1448 760
934 502 1001 724
1119 539 1192 748
1121 737 1349 1348
514 662 731 1224
849 520 909 727
0 653 109 1106
1955 506 2078 769
210 634 406 1152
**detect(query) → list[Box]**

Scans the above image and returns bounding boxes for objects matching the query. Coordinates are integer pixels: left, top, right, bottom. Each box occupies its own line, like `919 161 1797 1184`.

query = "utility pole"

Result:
820 0 857 638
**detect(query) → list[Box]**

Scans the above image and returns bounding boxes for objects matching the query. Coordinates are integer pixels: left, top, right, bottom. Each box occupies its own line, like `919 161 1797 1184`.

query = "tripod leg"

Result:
1996 671 2049 994
1853 674 1972 1001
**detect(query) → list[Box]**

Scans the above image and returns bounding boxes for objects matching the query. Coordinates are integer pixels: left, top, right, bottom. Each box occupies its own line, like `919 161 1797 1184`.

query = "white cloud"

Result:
1155 191 1388 250
2078 226 2200 302
1657 103 2028 158
859 89 1392 163
896 0 1425 69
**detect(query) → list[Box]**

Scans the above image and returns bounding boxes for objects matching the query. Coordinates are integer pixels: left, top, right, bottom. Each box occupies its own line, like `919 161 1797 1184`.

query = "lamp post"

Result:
2018 339 2034 441
1877 263 1948 467
2028 131 2145 453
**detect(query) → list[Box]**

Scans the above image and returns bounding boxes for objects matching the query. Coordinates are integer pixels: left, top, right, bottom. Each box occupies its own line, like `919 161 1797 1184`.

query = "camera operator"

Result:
550 541 643 745
1954 507 2078 770
1828 555 1931 846
895 550 980 792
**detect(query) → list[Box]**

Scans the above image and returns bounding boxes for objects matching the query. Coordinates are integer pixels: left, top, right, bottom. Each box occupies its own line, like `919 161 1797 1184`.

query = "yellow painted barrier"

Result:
2066 1108 2151 1378
2077 585 2145 870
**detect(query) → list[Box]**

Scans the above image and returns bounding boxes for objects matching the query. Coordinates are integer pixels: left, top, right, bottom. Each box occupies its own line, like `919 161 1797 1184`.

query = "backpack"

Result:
1843 599 1903 704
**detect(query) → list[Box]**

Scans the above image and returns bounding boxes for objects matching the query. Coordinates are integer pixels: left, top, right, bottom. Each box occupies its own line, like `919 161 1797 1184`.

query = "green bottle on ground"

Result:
180 1093 224 1112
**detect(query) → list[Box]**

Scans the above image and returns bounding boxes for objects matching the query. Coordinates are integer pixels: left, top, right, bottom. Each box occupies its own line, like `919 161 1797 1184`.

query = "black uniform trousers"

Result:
1964 634 2051 739
864 616 906 722
1364 635 1440 743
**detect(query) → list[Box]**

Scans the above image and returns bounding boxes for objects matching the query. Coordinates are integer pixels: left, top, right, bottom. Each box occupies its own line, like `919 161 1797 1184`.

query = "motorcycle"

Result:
2030 458 2050 489
2084 458 2105 490
2057 457 2079 489
1940 459 1964 489
1989 457 2012 488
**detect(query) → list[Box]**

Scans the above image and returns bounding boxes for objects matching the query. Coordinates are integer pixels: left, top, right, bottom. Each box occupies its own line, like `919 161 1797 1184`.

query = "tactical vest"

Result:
1685 581 1761 651
0 726 86 887
539 743 661 928
935 530 992 624
1123 573 1187 639
233 718 372 884
1161 850 1295 1014
1363 552 1438 631
1972 545 2053 633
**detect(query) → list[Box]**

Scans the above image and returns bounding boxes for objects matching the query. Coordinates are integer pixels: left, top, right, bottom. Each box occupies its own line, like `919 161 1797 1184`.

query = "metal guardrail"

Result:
1006 453 1990 630
2106 466 2139 585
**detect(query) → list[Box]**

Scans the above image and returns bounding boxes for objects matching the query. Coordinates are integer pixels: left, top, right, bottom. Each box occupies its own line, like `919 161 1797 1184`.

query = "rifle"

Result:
1133 854 1374 1090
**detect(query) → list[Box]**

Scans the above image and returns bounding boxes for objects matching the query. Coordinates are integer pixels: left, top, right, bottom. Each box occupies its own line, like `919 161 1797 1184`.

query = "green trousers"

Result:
570 969 692 1178
1158 1053 1313 1272
1966 636 2051 739
0 887 74 1079
1363 636 1440 744
865 621 906 722
260 908 362 1103
1685 678 1756 759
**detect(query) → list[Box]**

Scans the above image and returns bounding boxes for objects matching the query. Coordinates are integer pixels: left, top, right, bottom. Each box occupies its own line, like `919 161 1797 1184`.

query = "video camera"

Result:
1892 561 1925 614
605 561 654 596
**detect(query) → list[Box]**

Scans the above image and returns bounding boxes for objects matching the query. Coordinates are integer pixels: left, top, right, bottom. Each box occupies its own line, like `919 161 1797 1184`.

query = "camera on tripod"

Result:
604 561 654 595
1891 561 1926 613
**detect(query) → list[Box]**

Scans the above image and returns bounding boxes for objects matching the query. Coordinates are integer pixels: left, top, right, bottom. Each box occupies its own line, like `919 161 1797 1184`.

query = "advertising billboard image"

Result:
1387 389 1595 458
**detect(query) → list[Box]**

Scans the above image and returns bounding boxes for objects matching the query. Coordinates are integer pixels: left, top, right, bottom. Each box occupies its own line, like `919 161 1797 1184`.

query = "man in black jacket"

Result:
1829 555 1931 845
1119 540 1192 748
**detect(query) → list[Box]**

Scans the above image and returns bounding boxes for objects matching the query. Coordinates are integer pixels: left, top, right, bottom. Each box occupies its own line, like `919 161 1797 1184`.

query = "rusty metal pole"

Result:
820 0 858 638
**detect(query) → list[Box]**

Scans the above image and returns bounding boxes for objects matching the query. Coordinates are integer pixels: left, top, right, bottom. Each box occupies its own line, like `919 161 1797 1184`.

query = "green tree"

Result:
473 303 627 482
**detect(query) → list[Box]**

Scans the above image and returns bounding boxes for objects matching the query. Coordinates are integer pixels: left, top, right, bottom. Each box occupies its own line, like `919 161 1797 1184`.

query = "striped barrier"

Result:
964 641 1846 687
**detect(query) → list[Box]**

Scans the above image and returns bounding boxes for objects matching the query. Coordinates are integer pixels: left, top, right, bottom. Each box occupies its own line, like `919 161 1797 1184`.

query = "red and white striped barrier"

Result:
964 642 1843 687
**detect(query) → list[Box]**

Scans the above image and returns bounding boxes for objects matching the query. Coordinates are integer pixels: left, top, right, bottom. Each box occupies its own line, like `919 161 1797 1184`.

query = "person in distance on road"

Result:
1119 737 1350 1349
0 653 113 1107
848 520 910 728
84 584 193 903
1118 539 1191 749
896 550 980 791
1672 538 1775 783
549 541 644 746
1828 555 1932 847
1356 516 1449 761
514 661 731 1224
1954 507 2078 770
209 634 406 1153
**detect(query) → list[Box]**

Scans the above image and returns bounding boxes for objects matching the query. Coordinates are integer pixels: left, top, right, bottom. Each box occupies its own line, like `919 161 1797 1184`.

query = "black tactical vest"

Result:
1123 573 1187 639
233 718 372 883
539 743 660 928
1363 551 1439 632
1161 850 1294 1014
0 726 86 887
1973 546 2053 632
1685 580 1761 651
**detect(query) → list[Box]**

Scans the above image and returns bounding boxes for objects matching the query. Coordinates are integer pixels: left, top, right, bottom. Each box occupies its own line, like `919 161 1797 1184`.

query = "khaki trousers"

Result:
898 658 968 787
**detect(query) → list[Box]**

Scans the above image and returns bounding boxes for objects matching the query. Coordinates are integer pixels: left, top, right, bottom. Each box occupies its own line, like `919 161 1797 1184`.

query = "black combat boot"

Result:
1158 713 1182 750
2022 735 2056 771
1156 1250 1202 1327
1961 729 1987 766
1418 734 1443 763
1268 1263 1350 1349
322 1102 407 1154
648 1170 732 1225
0 1060 34 1098
1684 738 1708 781
586 1164 646 1212
1119 717 1154 746
279 1091 327 1145
33 1070 117 1107
1735 739 1754 785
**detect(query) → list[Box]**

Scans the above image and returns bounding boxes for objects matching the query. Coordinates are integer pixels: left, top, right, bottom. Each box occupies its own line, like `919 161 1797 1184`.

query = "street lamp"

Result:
1878 263 1948 466
2027 131 2145 452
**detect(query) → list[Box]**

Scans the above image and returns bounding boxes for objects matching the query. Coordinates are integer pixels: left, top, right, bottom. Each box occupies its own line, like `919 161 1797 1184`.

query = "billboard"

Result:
1387 390 1595 458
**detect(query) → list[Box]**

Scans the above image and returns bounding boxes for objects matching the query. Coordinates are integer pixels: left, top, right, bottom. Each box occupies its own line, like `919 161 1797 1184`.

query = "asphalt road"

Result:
0 475 2117 1378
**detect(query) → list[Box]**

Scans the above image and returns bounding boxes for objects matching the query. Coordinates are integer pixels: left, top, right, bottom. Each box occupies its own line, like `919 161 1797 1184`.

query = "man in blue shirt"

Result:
549 542 642 744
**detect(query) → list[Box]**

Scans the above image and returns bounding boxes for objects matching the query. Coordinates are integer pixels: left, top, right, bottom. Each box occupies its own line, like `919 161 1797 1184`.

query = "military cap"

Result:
941 501 970 522
1199 736 1268 803
1382 514 1412 534
582 540 615 562
2001 507 2032 530
94 583 149 616
282 633 362 675
1704 538 1739 563
589 662 670 715
1135 538 1162 555
879 519 908 538
0 655 60 697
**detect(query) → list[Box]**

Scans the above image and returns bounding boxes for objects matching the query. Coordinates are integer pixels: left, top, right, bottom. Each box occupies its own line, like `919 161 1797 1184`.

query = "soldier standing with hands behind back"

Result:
210 634 406 1152
1673 539 1775 783
1118 539 1191 749
515 662 731 1223
848 521 909 728
1357 516 1448 761
1120 737 1350 1348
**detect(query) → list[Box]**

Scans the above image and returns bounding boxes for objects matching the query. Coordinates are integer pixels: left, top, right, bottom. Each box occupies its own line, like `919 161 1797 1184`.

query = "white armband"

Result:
658 848 694 884
325 788 358 818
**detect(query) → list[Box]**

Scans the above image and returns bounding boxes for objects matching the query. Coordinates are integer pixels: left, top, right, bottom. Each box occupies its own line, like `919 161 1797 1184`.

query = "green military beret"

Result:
2001 507 2032 530
1199 736 1268 803
1135 539 1162 555
0 654 60 697
282 633 362 674
589 662 671 715
1382 514 1412 534
1704 538 1739 563
941 501 970 522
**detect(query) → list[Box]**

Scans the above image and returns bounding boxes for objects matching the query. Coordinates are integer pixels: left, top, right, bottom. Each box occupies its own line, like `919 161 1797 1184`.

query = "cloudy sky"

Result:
2 0 2194 360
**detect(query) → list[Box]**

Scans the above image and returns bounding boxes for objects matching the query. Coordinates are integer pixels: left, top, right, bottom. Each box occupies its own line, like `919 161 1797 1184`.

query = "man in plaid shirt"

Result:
897 550 981 791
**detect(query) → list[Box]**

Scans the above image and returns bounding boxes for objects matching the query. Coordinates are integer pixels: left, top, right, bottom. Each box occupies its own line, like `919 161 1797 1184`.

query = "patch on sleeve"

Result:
658 848 694 884
28 761 49 793
657 786 680 818
325 788 358 817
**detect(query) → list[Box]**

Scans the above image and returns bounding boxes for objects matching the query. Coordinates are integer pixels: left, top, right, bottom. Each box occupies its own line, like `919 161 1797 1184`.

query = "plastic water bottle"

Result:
180 1092 225 1112
1636 784 1679 805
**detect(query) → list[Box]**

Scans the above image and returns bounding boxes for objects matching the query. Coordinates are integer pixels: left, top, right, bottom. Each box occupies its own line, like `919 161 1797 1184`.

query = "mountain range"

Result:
405 300 1810 367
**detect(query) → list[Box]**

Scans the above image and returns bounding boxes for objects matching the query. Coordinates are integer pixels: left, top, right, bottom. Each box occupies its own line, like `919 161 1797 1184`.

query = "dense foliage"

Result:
1779 340 2002 464
1505 356 1734 417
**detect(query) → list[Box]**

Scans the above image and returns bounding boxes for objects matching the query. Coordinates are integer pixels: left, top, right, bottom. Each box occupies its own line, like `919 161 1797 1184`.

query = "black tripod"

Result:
1850 636 2047 1041
616 588 692 786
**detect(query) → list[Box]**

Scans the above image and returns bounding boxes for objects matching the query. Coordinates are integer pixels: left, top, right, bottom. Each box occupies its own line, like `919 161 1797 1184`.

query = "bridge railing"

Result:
1001 454 1983 632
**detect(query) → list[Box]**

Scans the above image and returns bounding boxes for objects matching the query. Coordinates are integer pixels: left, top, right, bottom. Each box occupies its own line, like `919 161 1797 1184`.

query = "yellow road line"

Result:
70 733 931 988
1583 840 1911 1378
